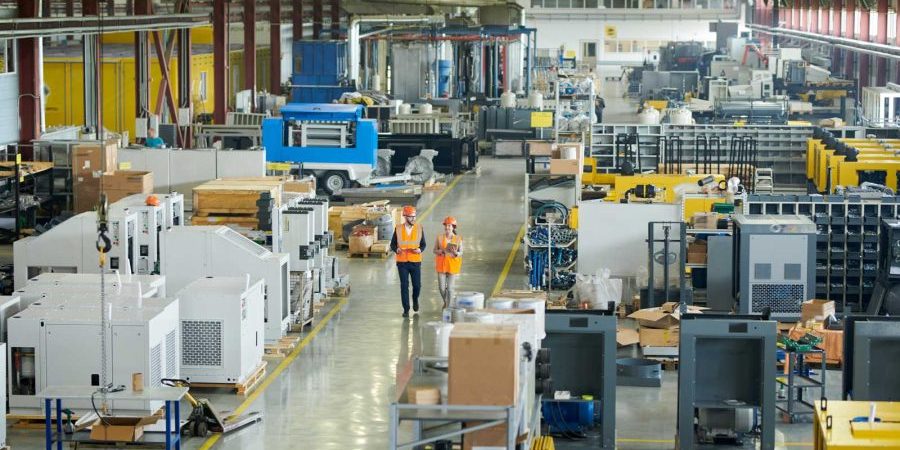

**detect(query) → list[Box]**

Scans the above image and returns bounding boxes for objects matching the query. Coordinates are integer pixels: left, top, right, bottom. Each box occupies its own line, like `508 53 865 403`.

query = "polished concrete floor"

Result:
5 159 835 449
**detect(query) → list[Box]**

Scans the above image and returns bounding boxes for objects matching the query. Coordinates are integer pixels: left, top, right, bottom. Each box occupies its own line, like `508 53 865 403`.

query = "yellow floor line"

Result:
491 223 527 297
418 174 463 221
198 297 349 450
615 438 813 447
198 174 464 448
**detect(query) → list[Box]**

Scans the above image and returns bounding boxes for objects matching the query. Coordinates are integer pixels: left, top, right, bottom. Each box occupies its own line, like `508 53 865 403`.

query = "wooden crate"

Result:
193 179 282 214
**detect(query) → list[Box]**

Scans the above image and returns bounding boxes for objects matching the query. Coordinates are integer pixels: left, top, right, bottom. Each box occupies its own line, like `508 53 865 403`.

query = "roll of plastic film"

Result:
464 311 494 323
454 291 485 311
422 321 454 357
516 299 546 339
487 298 516 310
443 307 465 323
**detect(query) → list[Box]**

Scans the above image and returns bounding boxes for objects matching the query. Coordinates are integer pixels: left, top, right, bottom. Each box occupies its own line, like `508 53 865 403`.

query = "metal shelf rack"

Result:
776 347 826 423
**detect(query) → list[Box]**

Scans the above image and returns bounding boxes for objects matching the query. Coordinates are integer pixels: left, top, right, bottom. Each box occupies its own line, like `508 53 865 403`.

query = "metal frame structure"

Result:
677 314 777 450
842 316 900 401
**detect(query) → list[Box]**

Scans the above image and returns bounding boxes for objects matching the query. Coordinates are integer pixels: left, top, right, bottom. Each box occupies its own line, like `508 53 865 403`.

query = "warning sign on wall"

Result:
604 25 617 39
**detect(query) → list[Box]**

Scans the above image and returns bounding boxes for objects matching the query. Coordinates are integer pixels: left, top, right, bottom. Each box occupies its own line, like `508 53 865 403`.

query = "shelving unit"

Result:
746 194 900 313
554 75 595 144
589 123 813 187
524 169 580 295
776 347 826 423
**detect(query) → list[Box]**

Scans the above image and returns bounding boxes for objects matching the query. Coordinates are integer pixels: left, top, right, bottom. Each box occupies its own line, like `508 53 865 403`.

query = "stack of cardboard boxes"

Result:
787 299 842 365
101 170 153 203
527 141 583 175
73 140 118 213
628 302 705 357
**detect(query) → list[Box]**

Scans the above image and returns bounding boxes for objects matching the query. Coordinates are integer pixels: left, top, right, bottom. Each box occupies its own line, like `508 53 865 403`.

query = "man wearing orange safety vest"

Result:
390 205 427 317
434 216 462 309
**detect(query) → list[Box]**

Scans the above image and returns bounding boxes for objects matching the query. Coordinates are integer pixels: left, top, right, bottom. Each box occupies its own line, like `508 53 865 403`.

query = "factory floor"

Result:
4 158 835 450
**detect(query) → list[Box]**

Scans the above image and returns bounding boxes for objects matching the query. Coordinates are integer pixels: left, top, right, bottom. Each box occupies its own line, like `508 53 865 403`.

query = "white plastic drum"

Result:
528 91 544 110
516 299 546 339
419 103 433 114
669 107 693 125
454 291 485 311
442 307 466 323
560 146 578 160
487 298 516 310
638 107 661 125
464 311 495 323
422 322 454 357
500 91 517 108
398 103 412 115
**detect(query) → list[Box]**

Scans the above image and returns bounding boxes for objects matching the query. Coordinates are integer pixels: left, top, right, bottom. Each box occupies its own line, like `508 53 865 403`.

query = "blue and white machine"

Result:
263 103 384 193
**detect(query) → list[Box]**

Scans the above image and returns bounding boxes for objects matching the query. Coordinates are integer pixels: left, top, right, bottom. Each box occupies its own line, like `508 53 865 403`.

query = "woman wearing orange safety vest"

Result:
434 216 463 309
390 205 426 317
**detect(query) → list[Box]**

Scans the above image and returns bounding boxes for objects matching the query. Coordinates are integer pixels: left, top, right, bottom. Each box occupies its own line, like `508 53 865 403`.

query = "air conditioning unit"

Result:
177 277 265 385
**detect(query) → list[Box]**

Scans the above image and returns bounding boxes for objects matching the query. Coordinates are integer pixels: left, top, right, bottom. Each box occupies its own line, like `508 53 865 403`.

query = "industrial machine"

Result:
542 310 615 450
0 342 5 446
677 314 776 450
732 215 816 319
0 296 20 341
13 210 139 289
7 295 180 414
813 400 900 449
17 273 167 306
659 41 705 71
843 316 900 401
160 226 291 344
111 193 185 275
867 219 900 315
860 84 900 127
281 207 316 272
263 103 384 194
176 277 265 385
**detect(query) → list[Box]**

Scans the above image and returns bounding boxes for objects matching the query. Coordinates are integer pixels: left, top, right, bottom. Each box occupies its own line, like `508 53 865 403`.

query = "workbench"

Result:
814 400 900 449
37 385 188 450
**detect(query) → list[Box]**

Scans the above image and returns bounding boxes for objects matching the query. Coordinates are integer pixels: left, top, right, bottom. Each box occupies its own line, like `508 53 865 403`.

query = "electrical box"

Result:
13 210 139 289
176 277 265 384
7 296 180 414
160 226 290 344
733 215 816 319
110 193 184 275
281 207 316 272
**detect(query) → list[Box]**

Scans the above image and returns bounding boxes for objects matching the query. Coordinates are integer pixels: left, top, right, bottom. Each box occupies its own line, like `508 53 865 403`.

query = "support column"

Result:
83 0 102 139
65 0 74 41
845 0 855 80
270 0 282 94
178 0 192 147
244 0 256 103
293 0 303 40
313 0 322 39
134 0 151 135
876 0 888 85
17 0 41 152
330 0 339 39
214 0 228 123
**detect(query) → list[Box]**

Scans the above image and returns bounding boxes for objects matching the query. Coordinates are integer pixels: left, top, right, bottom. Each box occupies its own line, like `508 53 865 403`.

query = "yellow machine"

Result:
808 137 900 193
814 400 900 449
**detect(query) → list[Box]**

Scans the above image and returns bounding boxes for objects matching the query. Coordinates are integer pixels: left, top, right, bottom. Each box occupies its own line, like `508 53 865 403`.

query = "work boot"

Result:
413 302 419 313
402 311 409 318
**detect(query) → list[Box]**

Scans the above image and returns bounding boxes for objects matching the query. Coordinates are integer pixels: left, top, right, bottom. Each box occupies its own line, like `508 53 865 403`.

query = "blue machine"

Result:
291 41 354 103
262 103 379 193
541 398 597 435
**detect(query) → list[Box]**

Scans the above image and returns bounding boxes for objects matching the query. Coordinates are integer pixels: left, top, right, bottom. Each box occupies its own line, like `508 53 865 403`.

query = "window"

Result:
890 10 897 40
870 10 879 38
841 9 847 34
199 72 208 101
854 10 862 37
0 40 15 74
583 41 597 58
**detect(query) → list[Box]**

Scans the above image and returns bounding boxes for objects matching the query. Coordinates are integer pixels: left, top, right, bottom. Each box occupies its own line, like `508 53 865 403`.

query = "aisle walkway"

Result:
194 158 528 449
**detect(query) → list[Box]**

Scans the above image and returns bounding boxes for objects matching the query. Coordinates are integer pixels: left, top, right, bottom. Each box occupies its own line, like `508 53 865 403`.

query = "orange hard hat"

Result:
402 205 417 217
442 216 457 226
145 195 160 206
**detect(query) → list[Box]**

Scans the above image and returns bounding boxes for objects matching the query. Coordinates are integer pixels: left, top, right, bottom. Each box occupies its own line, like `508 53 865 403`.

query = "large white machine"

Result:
7 295 180 414
160 226 290 343
0 342 5 446
13 210 139 288
19 273 166 300
111 193 185 275
281 207 316 271
177 277 264 384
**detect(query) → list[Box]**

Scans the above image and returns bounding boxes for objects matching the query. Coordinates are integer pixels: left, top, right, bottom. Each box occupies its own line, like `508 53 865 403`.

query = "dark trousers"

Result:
397 262 422 312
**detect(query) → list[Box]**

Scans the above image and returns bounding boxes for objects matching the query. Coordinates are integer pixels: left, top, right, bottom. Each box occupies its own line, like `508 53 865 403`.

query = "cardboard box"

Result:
73 176 101 213
549 159 580 175
90 415 159 442
628 303 705 329
687 239 708 264
639 326 680 347
691 212 718 230
801 299 836 322
102 170 153 193
617 328 640 347
788 323 843 364
449 323 520 449
526 140 554 156
72 140 118 177
407 386 441 405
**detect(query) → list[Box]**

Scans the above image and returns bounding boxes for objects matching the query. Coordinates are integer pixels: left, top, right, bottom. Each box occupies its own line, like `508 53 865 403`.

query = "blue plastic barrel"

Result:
437 60 452 97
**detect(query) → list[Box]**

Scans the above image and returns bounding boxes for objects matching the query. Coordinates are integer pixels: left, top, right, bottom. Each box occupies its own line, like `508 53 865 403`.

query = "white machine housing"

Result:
281 207 316 271
13 210 139 289
0 343 5 445
21 273 166 299
177 277 265 384
160 226 290 343
7 296 180 414
111 193 184 275
0 297 20 342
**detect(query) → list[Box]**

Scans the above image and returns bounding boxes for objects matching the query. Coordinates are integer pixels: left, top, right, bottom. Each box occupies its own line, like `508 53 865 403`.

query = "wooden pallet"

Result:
190 215 259 228
647 357 679 371
190 361 268 395
290 316 314 332
193 208 259 216
264 334 302 358
348 250 389 259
